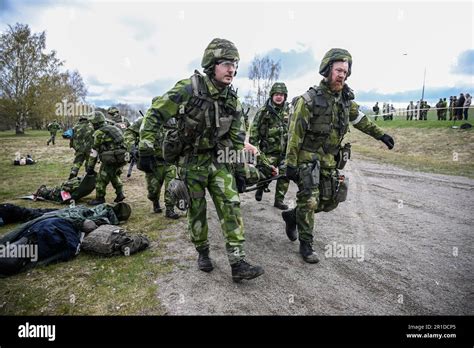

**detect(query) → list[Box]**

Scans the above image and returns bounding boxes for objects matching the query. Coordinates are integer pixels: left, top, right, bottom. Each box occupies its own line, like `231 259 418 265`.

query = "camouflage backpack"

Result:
98 124 128 166
81 224 150 256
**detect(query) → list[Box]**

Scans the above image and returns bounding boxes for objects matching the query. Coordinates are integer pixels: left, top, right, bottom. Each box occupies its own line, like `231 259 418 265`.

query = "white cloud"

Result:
1 0 472 106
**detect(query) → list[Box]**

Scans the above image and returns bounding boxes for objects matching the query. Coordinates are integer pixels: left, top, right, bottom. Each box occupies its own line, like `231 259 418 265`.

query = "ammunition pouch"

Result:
317 170 349 212
216 116 233 138
335 143 351 170
162 128 184 164
99 148 127 166
299 161 320 192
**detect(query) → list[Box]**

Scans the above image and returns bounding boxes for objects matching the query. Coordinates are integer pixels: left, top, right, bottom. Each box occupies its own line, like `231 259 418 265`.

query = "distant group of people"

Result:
447 93 471 121
372 92 471 121
372 102 395 121
406 100 430 121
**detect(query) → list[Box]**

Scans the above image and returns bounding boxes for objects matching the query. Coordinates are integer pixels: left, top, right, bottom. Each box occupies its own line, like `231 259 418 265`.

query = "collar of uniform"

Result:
269 99 283 112
204 75 228 99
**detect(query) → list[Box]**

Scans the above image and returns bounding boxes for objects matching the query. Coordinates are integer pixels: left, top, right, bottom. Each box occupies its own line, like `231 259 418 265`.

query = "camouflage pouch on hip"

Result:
100 149 127 166
299 161 320 192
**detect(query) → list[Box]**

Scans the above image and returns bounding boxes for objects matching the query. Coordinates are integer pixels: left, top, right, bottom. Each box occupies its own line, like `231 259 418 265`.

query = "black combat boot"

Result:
299 240 320 264
255 188 264 201
231 260 264 283
281 208 297 241
274 201 289 210
114 192 125 203
68 169 78 180
165 207 179 219
88 197 105 205
152 200 162 213
197 247 214 272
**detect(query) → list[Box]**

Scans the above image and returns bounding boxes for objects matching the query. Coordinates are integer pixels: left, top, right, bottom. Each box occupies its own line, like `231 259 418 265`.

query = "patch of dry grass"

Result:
0 130 184 315
346 127 474 178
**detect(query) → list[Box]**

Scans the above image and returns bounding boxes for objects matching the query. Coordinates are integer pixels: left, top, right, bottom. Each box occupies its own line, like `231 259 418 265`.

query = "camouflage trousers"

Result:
71 151 90 175
180 153 245 265
47 132 57 145
145 161 176 209
295 167 337 242
266 154 289 203
35 176 83 203
36 185 62 202
95 164 123 198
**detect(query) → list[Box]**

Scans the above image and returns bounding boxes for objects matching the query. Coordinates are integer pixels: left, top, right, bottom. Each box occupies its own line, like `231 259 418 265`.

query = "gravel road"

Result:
155 159 473 315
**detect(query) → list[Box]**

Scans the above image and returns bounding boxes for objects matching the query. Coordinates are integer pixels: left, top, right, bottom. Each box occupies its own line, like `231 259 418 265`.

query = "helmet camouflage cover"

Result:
270 82 288 96
107 107 119 115
112 202 132 221
201 38 240 74
89 111 106 125
319 48 352 77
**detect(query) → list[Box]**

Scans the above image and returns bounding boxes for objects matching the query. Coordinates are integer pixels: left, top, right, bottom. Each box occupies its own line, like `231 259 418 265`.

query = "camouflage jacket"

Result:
125 116 170 159
47 122 61 134
124 117 141 152
249 99 289 156
0 204 120 245
71 119 94 153
287 79 385 169
139 73 245 158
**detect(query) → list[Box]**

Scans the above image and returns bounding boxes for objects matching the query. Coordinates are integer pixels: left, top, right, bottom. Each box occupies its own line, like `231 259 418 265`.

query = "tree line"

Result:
0 23 87 134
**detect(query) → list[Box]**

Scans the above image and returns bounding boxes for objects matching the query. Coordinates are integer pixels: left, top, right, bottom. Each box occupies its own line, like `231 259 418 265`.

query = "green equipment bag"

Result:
81 224 149 256
99 148 128 166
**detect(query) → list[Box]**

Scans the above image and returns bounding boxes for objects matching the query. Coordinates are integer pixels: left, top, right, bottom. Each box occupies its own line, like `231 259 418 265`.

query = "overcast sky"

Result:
1 0 473 109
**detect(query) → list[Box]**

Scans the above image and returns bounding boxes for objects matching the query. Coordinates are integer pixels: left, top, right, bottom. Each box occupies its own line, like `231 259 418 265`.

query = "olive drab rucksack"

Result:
162 70 238 164
98 124 128 166
81 224 149 256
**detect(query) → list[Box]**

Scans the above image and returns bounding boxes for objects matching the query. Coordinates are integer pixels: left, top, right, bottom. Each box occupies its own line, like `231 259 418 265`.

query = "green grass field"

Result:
349 109 473 178
0 131 183 315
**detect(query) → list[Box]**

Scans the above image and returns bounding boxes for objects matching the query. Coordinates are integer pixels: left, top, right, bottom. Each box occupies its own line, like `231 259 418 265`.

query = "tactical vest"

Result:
163 71 239 163
183 71 238 150
258 102 288 155
98 124 125 152
300 86 351 155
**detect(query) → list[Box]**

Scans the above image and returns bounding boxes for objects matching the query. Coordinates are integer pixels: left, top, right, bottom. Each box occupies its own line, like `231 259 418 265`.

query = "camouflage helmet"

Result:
167 178 190 211
107 106 119 115
89 111 106 125
201 38 239 74
319 48 352 78
112 202 132 221
270 82 288 97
